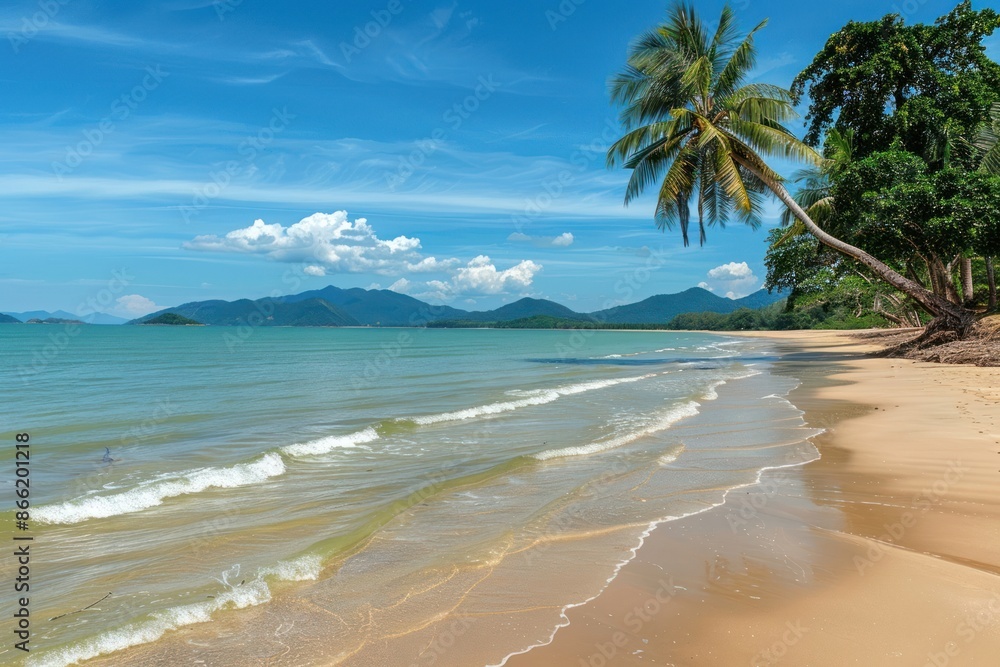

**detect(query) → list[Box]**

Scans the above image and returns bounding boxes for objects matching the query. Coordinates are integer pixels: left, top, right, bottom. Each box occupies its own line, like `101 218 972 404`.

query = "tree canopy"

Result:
791 1 1000 163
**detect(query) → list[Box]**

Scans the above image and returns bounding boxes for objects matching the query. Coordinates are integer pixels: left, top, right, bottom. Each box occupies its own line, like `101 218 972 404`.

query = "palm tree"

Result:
976 102 1000 174
976 102 1000 310
607 3 969 328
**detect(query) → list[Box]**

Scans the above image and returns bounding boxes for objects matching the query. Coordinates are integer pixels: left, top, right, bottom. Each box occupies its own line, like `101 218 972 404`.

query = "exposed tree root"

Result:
860 314 1000 366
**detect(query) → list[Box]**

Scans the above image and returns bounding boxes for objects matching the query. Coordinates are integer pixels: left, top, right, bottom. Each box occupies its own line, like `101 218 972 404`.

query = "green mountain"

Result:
591 287 783 324
127 285 784 328
130 297 359 327
282 285 466 326
462 298 590 323
0 313 21 324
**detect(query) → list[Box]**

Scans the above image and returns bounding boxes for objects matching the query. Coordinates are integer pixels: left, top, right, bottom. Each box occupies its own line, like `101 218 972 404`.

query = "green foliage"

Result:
764 228 828 299
976 102 1000 173
830 152 1000 264
764 228 923 329
791 1 1000 158
428 316 678 330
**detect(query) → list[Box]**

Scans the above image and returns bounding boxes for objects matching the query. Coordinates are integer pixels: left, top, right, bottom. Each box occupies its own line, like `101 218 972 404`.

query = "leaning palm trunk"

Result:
736 156 971 326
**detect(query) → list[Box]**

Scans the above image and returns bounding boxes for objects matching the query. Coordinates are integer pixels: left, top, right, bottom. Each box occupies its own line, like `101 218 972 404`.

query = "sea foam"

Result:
26 558 321 667
413 374 656 425
281 427 379 457
534 400 700 461
34 453 286 525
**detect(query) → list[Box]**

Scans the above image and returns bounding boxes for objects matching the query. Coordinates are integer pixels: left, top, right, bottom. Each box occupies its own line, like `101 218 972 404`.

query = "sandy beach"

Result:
509 330 1000 666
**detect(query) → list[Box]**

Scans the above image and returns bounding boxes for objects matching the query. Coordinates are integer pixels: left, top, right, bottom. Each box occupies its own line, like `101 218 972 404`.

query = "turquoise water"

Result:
0 326 818 666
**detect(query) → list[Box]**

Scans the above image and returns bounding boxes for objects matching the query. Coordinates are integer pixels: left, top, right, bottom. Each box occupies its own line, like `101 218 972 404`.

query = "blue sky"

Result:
1 0 996 317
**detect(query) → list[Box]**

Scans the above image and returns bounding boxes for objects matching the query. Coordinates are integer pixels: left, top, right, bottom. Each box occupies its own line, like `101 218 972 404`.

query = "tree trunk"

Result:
942 255 962 304
987 256 998 312
739 157 971 327
960 257 974 304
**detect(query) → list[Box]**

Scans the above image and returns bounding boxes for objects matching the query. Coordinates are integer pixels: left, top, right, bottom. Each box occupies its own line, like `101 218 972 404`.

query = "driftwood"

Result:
49 592 113 621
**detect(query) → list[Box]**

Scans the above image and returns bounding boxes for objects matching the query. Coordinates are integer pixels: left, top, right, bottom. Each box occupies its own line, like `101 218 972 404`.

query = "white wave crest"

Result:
34 453 286 525
413 374 656 425
534 401 700 461
282 427 379 457
27 578 271 667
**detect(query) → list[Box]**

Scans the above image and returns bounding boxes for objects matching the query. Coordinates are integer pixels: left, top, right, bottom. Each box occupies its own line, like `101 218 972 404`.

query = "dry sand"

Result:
507 330 1000 666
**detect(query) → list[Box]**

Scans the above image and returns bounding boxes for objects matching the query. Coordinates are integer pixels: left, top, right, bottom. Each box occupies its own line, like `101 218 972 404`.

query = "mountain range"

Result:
127 285 784 327
1 310 127 325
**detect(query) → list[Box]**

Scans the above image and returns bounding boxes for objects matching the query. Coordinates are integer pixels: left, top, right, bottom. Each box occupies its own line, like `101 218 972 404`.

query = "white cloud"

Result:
452 255 541 295
707 262 755 281
702 262 759 299
389 256 542 301
115 294 160 316
406 257 460 272
303 265 326 277
507 231 575 247
184 211 424 275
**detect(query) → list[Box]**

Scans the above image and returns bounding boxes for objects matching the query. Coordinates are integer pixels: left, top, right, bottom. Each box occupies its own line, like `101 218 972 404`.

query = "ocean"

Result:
0 325 820 666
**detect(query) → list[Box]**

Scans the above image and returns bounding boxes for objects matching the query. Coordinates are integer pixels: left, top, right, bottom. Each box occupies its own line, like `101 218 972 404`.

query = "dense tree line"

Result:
608 1 1000 340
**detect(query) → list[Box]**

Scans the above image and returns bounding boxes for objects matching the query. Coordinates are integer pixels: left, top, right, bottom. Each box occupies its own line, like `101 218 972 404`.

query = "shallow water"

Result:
0 326 817 666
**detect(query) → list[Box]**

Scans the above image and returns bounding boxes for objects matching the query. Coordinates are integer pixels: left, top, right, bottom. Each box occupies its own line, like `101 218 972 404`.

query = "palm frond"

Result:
713 19 767 100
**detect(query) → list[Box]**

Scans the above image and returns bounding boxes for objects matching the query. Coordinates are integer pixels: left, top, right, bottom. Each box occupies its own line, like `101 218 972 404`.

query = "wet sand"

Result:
508 330 1000 666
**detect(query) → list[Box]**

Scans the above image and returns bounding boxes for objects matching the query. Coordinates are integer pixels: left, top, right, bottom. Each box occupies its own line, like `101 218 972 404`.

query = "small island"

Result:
26 317 84 325
141 313 204 326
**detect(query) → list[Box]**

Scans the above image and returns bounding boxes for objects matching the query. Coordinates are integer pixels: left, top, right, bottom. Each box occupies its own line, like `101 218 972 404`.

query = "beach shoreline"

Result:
507 329 1000 666
21 329 1000 667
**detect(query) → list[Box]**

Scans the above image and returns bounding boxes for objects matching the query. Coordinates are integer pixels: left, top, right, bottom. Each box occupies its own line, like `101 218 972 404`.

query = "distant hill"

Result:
462 298 590 323
282 285 466 326
126 285 784 328
591 287 784 324
26 317 85 325
130 297 360 327
2 310 127 325
0 313 21 324
141 313 203 326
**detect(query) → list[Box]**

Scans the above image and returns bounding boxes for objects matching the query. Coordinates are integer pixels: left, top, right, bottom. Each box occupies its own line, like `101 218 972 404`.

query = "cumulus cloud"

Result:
702 262 759 299
184 211 423 275
186 211 545 302
115 294 160 317
390 256 542 301
507 231 575 247
708 262 755 281
406 257 460 272
452 255 541 294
